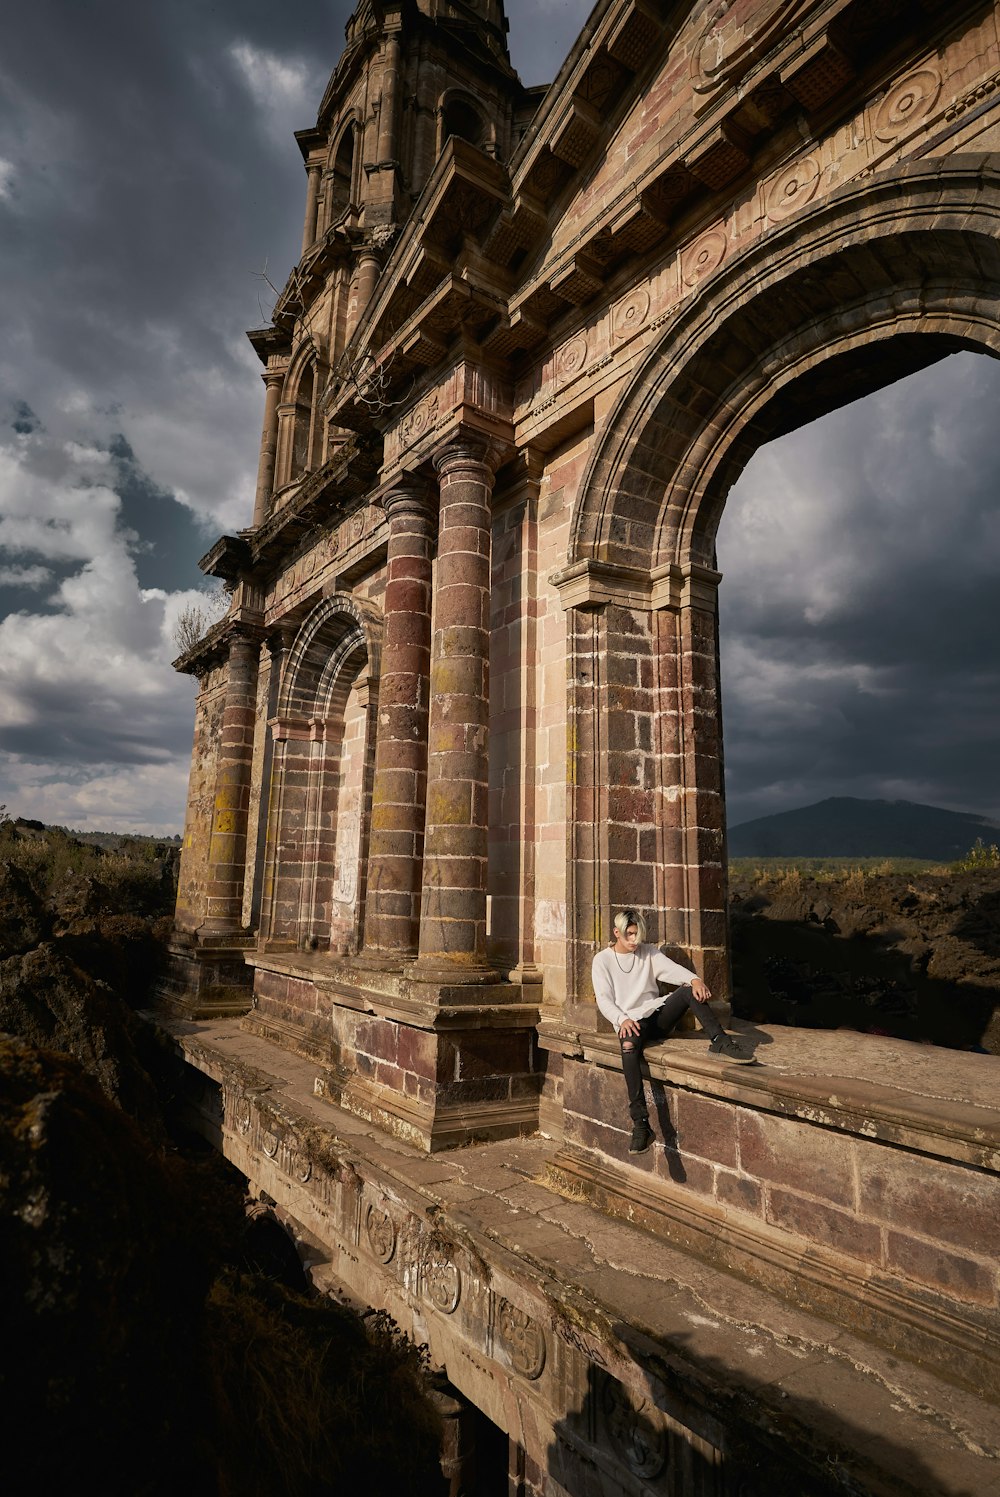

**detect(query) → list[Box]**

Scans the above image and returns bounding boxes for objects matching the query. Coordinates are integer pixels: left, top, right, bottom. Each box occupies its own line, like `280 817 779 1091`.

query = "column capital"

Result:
378 475 436 525
432 436 500 481
261 367 285 391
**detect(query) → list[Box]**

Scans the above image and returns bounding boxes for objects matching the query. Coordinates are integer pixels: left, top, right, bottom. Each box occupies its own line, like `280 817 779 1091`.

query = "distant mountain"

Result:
727 798 1000 860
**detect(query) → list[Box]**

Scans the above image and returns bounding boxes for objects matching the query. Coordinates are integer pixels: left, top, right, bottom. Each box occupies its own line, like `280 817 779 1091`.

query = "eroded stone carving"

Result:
612 287 651 342
496 1299 546 1379
681 227 727 287
694 0 811 97
365 1201 397 1263
601 1375 667 1479
766 154 821 221
423 1250 461 1313
558 334 588 377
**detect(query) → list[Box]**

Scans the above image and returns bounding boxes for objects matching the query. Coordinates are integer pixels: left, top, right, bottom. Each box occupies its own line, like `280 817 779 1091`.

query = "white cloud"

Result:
0 429 203 830
0 757 193 836
227 41 322 148
0 563 51 588
0 156 15 200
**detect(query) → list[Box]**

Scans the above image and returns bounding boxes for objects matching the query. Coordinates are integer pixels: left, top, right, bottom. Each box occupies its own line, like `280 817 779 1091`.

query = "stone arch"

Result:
561 156 1000 1017
439 90 492 154
278 341 324 487
264 595 383 955
325 117 359 227
573 157 1000 572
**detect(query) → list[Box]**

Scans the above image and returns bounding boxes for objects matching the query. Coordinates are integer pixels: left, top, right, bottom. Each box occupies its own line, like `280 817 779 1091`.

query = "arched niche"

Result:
562 155 1000 1019
326 121 357 227
276 342 324 491
263 594 382 955
439 91 491 154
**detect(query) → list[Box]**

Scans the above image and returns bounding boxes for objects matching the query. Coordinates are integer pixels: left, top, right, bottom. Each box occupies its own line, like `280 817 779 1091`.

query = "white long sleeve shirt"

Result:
591 944 697 1033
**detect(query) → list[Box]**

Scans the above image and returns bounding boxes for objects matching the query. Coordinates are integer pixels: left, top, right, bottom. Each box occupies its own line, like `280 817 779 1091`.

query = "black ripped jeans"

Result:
619 985 724 1121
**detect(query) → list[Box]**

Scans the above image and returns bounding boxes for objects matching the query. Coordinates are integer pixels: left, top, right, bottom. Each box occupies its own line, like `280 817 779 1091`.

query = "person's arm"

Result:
650 947 712 1000
591 953 625 1032
650 949 698 987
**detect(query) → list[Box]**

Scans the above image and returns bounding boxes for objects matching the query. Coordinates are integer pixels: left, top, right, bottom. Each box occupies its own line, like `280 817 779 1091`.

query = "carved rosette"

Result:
765 155 821 222
874 66 941 142
612 287 651 343
496 1299 546 1380
292 1152 312 1184
422 1251 461 1314
693 0 810 97
681 227 727 288
557 334 588 378
600 1376 667 1480
365 1202 397 1264
235 1099 252 1136
262 1129 279 1159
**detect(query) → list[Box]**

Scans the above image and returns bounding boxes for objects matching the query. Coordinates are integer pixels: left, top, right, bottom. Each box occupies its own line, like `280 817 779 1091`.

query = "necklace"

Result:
613 949 637 972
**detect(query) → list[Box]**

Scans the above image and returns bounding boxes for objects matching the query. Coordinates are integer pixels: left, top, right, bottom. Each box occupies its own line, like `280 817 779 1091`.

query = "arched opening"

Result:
290 362 316 482
441 95 486 150
328 126 355 223
718 349 1000 1046
565 156 1000 1023
262 597 381 956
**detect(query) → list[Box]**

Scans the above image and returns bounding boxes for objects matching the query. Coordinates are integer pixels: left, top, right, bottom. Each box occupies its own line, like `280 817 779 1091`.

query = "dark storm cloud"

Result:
719 351 1000 826
2 0 997 837
0 0 585 828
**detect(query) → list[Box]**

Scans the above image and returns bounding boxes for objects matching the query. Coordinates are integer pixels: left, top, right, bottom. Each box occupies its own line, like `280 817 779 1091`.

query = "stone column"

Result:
376 32 402 165
346 249 383 343
252 370 284 527
301 161 323 255
362 482 436 958
415 440 495 976
203 632 260 934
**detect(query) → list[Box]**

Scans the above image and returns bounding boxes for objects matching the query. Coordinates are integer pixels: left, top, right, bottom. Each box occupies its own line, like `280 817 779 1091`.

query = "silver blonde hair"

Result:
612 908 647 943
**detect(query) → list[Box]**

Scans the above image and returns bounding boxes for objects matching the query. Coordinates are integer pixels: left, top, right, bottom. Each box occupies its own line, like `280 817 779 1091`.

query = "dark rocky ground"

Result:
730 863 1000 1053
0 825 445 1497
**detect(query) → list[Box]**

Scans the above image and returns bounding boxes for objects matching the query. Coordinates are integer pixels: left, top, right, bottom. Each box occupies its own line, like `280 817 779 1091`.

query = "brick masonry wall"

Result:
560 1056 1000 1312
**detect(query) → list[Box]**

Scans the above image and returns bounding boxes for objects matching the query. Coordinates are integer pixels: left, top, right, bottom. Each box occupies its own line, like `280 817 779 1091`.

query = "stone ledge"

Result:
538 1019 1000 1171
545 1142 999 1404
160 1015 1000 1494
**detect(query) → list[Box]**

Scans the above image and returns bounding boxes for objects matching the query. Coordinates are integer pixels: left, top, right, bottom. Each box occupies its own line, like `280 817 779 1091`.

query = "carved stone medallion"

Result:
681 227 727 288
423 1252 461 1314
765 154 821 221
365 1202 397 1264
612 287 651 342
496 1299 546 1380
694 0 811 97
558 334 588 378
874 66 941 141
601 1376 667 1480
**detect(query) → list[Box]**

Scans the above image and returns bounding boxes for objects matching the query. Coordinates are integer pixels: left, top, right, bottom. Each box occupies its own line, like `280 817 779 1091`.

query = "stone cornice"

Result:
550 558 721 612
171 610 265 679
250 435 382 570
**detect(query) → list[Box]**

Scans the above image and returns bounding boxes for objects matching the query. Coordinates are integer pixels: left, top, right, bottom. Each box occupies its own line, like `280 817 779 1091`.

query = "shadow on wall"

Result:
544 1343 980 1497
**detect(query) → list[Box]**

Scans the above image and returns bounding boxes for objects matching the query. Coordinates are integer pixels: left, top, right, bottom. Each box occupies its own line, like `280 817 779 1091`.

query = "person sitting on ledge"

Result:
592 908 754 1155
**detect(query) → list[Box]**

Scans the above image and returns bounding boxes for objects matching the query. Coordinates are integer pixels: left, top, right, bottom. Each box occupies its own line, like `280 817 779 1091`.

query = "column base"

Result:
242 950 542 1151
156 928 256 1019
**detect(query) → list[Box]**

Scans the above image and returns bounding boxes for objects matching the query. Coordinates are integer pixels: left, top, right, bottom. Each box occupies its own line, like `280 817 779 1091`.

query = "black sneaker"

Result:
629 1120 654 1153
709 1034 755 1064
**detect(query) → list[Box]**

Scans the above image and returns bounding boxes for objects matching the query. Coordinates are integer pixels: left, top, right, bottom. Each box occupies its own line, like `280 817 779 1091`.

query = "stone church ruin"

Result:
163 1 1000 1490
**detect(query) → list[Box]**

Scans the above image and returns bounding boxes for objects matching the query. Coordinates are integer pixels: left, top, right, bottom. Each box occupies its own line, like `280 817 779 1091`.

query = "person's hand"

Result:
619 1018 641 1039
691 977 712 1002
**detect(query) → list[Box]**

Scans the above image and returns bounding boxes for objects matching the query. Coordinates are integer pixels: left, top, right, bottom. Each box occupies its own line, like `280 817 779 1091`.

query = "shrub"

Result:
952 838 1000 873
